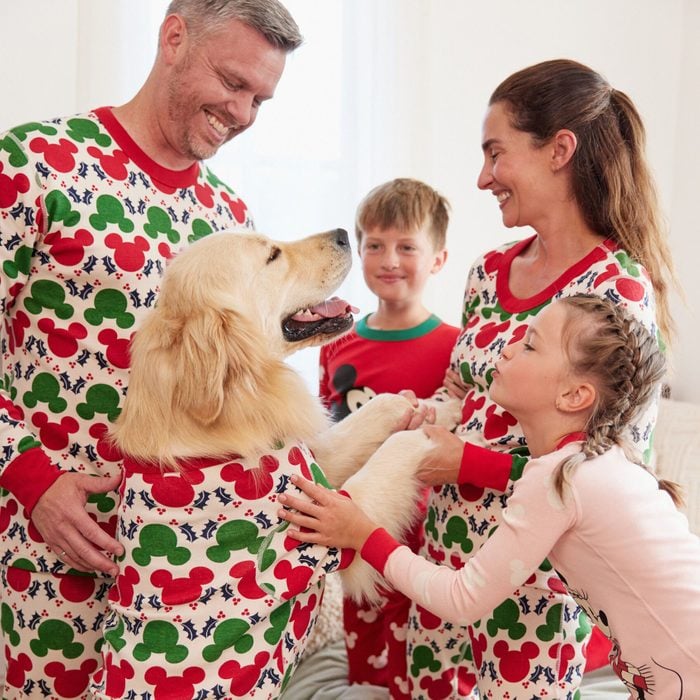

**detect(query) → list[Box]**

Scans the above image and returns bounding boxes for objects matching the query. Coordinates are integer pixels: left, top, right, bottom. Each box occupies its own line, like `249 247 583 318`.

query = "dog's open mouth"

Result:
282 296 358 342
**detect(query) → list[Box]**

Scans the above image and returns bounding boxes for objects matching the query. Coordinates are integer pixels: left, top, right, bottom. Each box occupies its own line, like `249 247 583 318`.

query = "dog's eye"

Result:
267 247 281 264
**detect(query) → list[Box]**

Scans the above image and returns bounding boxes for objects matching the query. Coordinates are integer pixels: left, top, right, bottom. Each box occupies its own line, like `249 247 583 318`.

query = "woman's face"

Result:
477 102 558 231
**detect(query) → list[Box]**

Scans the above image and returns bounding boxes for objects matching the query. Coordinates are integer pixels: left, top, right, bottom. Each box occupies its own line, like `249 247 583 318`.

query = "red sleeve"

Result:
0 447 66 515
318 344 332 408
360 527 402 574
458 442 513 492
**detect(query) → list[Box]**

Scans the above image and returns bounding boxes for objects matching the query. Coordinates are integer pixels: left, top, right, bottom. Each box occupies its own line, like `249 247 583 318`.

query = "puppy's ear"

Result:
174 308 264 425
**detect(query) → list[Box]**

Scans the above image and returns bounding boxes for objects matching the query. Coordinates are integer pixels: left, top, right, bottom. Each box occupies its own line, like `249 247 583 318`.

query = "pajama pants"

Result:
405 485 588 700
0 565 112 699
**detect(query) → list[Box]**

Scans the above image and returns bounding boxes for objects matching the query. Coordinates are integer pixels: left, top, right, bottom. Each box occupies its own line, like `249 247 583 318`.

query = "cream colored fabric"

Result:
654 397 700 534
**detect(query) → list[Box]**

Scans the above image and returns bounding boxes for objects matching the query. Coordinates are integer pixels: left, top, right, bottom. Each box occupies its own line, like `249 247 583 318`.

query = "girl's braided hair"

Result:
552 294 683 506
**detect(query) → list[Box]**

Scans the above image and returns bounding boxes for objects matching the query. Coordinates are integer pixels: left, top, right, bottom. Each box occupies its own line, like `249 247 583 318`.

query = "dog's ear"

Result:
174 308 266 425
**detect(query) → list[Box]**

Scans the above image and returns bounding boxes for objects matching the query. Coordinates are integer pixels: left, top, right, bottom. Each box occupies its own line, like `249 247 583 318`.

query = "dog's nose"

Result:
334 228 349 249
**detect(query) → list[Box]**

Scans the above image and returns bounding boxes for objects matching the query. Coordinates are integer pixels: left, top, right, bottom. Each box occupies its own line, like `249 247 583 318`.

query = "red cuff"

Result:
458 442 512 492
360 527 402 574
0 447 65 515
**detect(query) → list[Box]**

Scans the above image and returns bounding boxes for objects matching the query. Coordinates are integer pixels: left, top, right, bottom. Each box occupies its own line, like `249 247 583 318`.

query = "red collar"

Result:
556 432 587 450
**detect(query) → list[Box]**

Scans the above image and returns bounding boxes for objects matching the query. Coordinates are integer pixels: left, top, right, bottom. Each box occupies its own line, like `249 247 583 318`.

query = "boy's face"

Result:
358 225 446 305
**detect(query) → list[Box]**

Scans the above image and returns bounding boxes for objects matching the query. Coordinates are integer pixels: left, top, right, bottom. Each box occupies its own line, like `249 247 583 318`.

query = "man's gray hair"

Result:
166 0 302 51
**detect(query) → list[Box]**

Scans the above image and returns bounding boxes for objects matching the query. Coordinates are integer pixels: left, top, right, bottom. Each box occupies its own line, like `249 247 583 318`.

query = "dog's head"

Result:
113 229 354 464
157 228 355 356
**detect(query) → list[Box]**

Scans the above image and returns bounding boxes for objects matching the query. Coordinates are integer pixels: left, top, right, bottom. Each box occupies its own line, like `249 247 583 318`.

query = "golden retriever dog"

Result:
94 229 456 700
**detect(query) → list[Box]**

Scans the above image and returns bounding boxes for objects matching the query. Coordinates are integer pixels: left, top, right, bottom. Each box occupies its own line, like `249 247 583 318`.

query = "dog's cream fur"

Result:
112 229 460 604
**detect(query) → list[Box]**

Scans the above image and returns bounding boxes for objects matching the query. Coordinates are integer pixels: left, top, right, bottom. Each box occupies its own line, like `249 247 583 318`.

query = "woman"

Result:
403 59 676 699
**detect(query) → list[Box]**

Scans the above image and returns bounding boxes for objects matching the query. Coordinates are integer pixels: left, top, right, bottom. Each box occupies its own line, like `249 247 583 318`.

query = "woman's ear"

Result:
551 129 577 171
557 381 596 414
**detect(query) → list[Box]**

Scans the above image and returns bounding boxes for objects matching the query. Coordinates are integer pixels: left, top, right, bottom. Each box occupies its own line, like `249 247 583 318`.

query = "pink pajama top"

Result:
363 441 700 699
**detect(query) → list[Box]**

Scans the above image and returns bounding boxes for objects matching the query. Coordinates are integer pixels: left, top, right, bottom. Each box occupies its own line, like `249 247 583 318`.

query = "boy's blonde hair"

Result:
355 178 450 251
553 294 682 506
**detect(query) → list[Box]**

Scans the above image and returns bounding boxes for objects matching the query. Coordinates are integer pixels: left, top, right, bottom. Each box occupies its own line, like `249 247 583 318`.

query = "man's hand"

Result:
31 472 123 577
415 425 464 486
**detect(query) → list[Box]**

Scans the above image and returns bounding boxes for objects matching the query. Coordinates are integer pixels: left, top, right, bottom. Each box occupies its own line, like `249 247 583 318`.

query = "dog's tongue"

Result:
291 297 358 322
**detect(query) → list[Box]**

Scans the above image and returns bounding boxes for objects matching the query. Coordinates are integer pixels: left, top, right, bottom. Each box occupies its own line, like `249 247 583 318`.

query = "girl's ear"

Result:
557 381 596 413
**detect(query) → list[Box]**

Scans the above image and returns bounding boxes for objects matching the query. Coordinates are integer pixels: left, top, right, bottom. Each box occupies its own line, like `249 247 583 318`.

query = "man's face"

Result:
164 17 287 163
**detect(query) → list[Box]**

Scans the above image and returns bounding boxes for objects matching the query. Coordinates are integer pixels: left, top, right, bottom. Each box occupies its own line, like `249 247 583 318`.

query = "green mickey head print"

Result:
133 621 188 664
486 599 527 640
24 280 73 320
1 122 57 167
206 519 272 567
84 289 135 329
132 524 191 567
23 373 67 413
144 206 180 244
3 245 31 280
442 516 475 555
76 384 121 422
88 195 134 233
202 619 255 662
30 620 84 660
64 118 112 147
409 645 442 677
45 190 81 229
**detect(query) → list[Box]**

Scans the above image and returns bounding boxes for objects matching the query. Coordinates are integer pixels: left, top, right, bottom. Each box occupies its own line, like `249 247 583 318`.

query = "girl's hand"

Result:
398 390 436 430
278 475 377 550
443 369 468 400
416 425 464 486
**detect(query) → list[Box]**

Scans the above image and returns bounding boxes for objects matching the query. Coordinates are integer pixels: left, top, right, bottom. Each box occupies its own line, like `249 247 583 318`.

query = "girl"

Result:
279 295 700 699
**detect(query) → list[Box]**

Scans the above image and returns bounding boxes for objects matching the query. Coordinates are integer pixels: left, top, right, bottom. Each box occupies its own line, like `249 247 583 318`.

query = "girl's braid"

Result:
554 295 682 506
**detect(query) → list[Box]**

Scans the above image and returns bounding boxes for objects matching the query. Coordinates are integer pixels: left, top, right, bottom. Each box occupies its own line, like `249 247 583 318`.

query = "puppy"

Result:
93 230 455 699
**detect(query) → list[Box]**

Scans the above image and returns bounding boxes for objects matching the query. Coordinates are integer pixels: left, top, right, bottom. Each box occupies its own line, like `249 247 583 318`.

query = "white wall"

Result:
1 0 698 400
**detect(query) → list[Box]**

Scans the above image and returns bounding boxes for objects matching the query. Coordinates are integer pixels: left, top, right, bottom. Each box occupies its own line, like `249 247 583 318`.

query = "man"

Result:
0 1 301 697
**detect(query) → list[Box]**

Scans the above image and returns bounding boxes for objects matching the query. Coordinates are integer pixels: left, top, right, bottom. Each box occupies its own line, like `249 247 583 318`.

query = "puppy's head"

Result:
114 230 354 461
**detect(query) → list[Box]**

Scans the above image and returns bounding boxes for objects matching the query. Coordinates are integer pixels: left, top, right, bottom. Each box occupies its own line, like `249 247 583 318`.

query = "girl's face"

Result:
476 102 558 231
489 302 572 418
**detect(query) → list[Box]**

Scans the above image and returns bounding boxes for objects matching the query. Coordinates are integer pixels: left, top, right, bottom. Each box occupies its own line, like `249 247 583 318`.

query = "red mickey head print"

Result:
483 404 518 440
104 233 151 272
44 228 94 266
30 137 78 172
0 163 30 207
86 146 129 180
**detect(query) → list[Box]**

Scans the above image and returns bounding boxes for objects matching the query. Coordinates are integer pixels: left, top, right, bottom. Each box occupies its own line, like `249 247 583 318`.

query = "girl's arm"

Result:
279 460 574 624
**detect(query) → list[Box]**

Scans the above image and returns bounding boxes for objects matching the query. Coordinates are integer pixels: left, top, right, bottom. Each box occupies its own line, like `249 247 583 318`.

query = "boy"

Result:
319 178 460 698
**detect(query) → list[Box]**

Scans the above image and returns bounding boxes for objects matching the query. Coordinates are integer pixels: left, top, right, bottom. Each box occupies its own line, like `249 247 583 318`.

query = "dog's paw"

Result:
353 392 415 434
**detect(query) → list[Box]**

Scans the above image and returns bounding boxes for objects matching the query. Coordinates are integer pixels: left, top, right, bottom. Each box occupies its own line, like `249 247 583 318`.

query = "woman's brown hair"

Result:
490 59 677 343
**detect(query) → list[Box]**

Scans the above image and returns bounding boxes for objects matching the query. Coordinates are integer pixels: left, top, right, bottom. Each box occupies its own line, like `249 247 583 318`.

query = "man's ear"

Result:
431 248 448 274
551 129 577 171
557 381 596 414
160 14 188 64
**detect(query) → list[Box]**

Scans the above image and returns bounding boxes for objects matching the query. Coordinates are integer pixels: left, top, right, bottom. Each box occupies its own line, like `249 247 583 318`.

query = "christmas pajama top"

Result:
93 445 352 699
406 236 659 695
0 107 254 573
365 442 700 700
